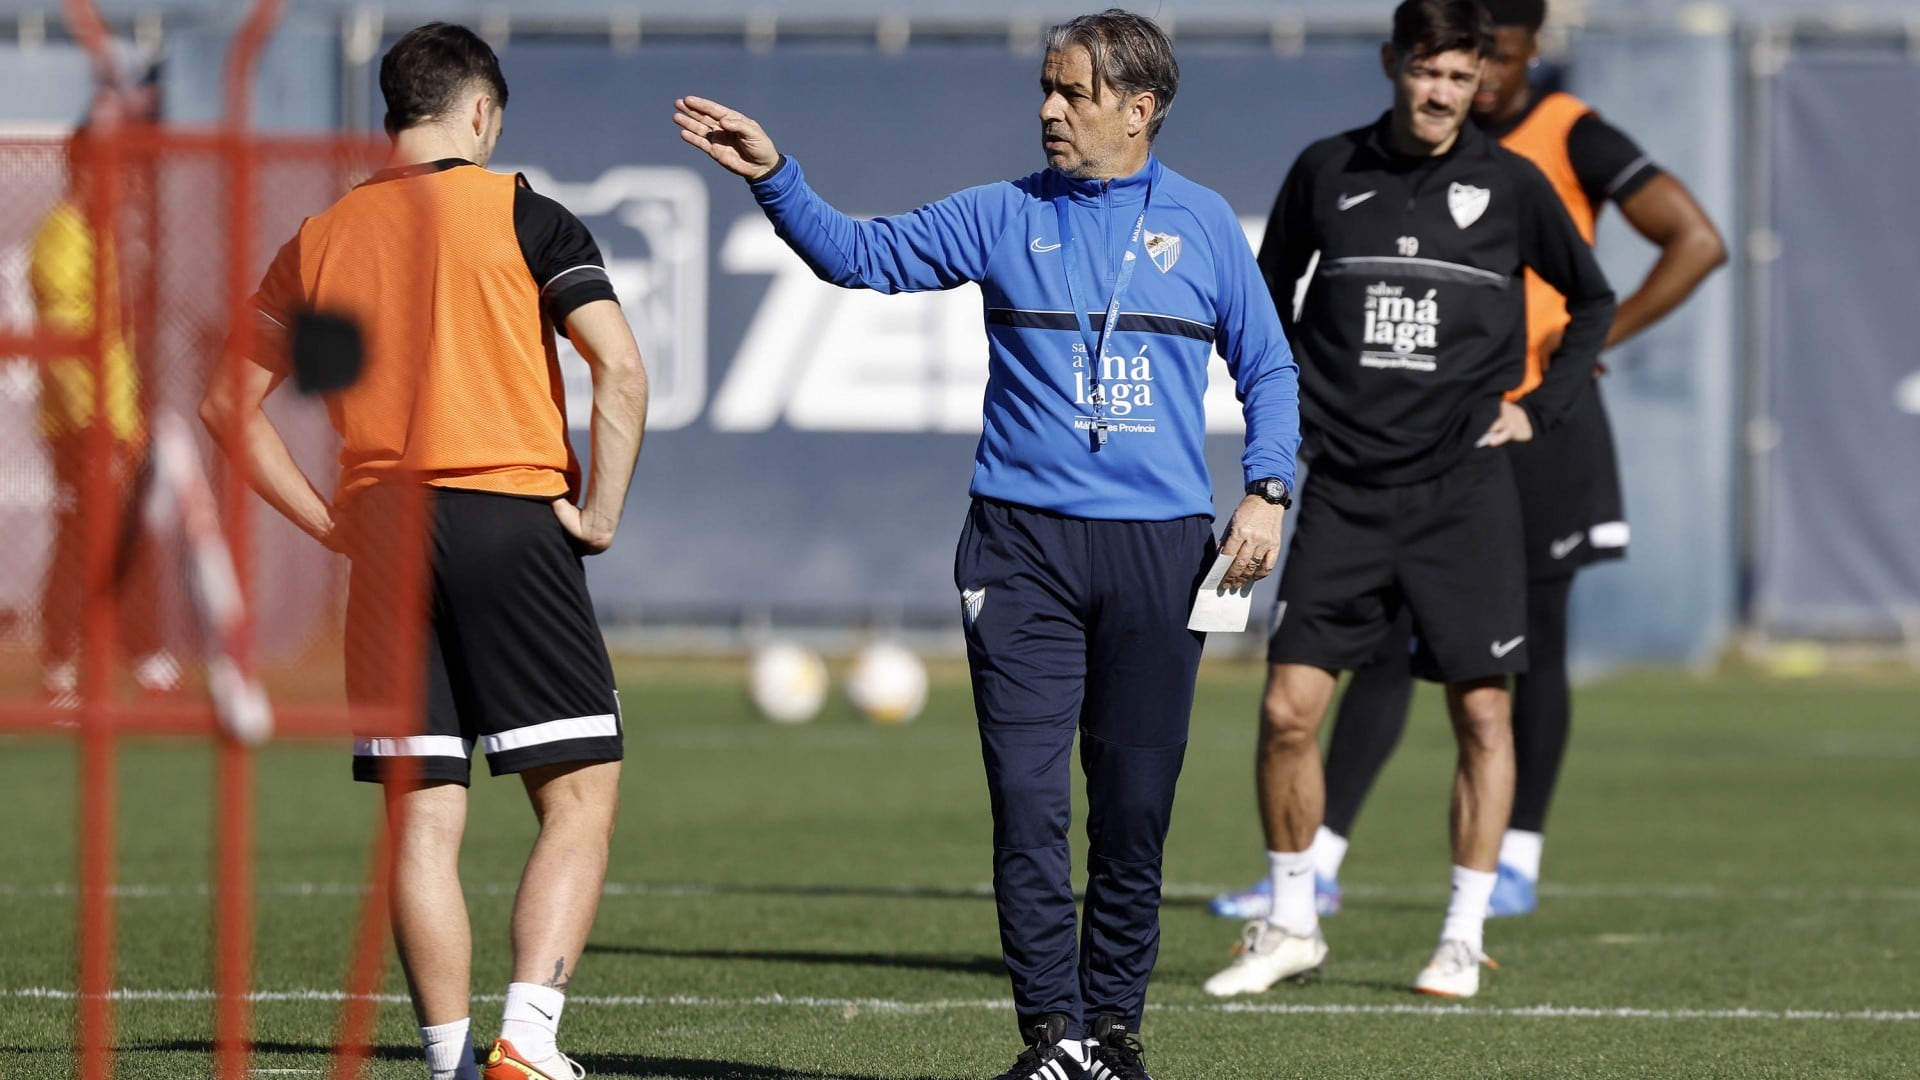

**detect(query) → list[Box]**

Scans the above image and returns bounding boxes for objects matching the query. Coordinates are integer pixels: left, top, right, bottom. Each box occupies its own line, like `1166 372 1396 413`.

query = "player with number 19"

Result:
1212 0 1730 932
1200 0 1613 1002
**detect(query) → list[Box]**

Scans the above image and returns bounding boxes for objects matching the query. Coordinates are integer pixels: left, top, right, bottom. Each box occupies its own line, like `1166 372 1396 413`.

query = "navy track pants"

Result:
954 498 1213 1039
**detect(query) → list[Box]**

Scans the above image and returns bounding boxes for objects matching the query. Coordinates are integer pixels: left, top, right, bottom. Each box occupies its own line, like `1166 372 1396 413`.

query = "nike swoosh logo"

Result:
530 1004 554 1020
1336 191 1377 211
1549 532 1585 560
1030 237 1061 253
1490 636 1525 659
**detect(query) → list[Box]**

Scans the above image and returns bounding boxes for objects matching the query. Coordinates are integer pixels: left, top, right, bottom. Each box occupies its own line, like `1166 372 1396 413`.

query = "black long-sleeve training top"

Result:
1259 113 1615 486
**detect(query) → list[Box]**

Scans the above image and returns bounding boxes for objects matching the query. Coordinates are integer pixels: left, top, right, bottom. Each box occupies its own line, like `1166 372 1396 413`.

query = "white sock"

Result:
132 650 181 691
420 1018 476 1080
499 982 565 1063
44 661 77 694
1499 829 1544 880
1440 865 1498 952
1307 826 1349 882
1265 849 1318 936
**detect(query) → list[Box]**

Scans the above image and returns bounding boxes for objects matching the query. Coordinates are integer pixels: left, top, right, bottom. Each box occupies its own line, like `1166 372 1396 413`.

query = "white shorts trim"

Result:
1589 521 1631 550
352 735 471 759
482 713 620 756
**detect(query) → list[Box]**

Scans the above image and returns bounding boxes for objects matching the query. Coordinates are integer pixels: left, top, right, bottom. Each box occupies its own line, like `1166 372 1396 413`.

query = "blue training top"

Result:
751 154 1300 522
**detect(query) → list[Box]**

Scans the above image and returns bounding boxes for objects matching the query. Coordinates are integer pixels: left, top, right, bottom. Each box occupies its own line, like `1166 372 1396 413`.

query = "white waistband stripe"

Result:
483 713 621 756
352 735 471 759
1590 521 1630 549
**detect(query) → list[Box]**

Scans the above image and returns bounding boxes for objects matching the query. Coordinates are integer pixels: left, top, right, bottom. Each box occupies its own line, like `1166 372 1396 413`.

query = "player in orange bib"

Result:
1210 0 1726 927
201 24 648 1080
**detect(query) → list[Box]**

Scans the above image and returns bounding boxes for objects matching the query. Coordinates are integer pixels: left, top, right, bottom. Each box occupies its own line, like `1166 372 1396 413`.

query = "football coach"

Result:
677 10 1299 1079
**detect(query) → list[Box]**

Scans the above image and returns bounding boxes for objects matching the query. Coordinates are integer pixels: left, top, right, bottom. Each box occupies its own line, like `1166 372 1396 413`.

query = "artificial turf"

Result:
2 661 1915 1078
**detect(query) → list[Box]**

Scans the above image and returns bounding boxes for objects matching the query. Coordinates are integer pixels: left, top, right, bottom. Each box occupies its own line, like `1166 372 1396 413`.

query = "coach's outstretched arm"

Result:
553 299 647 555
675 96 1014 293
674 95 783 181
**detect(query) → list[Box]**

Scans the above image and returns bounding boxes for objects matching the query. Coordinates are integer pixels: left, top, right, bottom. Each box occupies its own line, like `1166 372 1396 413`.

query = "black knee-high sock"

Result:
1321 618 1417 840
1510 576 1574 834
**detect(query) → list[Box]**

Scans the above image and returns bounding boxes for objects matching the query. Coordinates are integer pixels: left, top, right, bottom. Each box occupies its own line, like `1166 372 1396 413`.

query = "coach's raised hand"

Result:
675 96 781 180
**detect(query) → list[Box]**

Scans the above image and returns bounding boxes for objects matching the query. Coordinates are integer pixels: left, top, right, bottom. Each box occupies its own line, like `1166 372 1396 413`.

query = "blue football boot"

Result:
1208 873 1342 919
1486 862 1538 918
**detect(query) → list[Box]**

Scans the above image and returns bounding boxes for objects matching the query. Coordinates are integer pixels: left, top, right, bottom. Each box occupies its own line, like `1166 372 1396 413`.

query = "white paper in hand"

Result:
1188 551 1255 633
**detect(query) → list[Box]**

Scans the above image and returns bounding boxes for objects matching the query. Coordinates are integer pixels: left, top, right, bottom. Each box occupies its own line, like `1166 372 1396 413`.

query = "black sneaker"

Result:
993 1013 1086 1080
1086 1015 1152 1080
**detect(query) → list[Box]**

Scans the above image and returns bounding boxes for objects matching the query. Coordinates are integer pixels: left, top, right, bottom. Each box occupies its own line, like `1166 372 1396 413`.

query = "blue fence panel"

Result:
1560 28 1742 670
1753 51 1920 639
0 44 94 125
456 40 1388 634
162 19 339 131
139 27 1750 667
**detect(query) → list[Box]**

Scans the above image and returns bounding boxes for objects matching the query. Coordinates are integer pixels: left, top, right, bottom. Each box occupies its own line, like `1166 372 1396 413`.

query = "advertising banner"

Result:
1753 53 1920 638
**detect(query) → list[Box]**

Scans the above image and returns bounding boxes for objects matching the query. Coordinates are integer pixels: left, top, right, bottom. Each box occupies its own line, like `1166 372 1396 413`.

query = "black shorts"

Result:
345 487 622 785
1267 449 1529 683
1510 380 1627 580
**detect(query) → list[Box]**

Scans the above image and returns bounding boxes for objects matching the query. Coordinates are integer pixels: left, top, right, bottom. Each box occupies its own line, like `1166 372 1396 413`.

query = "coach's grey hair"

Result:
1043 9 1180 141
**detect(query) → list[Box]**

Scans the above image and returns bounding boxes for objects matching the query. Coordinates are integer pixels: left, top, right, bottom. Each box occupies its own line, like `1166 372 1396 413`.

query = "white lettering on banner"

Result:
711 217 988 433
1897 371 1920 416
707 214 1266 435
506 166 709 432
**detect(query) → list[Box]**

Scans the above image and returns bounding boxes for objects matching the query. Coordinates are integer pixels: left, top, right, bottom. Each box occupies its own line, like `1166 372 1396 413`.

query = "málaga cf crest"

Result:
1144 230 1181 273
1448 182 1490 229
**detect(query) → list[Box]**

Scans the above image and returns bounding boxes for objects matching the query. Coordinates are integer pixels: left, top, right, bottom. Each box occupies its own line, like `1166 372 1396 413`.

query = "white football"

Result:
747 640 829 724
846 641 929 725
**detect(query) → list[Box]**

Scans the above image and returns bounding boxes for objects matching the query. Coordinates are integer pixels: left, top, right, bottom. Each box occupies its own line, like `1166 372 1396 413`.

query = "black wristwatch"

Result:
1247 477 1292 508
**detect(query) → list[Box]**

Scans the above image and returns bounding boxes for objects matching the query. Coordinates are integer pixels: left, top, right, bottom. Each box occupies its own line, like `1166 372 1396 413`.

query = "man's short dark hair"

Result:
380 22 509 136
1481 0 1547 33
1390 0 1496 60
1042 9 1180 141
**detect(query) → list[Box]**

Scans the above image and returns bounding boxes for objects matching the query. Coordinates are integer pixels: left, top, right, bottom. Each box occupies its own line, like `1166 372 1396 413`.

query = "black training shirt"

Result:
1259 114 1616 486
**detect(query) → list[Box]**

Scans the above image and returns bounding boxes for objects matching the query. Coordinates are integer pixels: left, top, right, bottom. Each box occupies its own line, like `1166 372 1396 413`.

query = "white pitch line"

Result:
1173 881 1920 903
7 988 1918 1024
4 880 1919 902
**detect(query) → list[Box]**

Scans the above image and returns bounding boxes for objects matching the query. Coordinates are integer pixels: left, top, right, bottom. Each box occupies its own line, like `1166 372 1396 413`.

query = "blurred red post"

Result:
63 0 124 1067
210 3 286 1077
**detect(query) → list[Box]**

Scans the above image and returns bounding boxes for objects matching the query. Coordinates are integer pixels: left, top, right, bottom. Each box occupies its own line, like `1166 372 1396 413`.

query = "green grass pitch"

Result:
2 662 1917 1078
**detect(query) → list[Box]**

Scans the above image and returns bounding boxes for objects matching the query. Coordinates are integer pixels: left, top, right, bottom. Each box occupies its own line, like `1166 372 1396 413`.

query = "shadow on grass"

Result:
627 881 997 904
5 1038 429 1062
574 1053 966 1080
586 942 1006 977
602 879 1243 914
20 1042 965 1080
